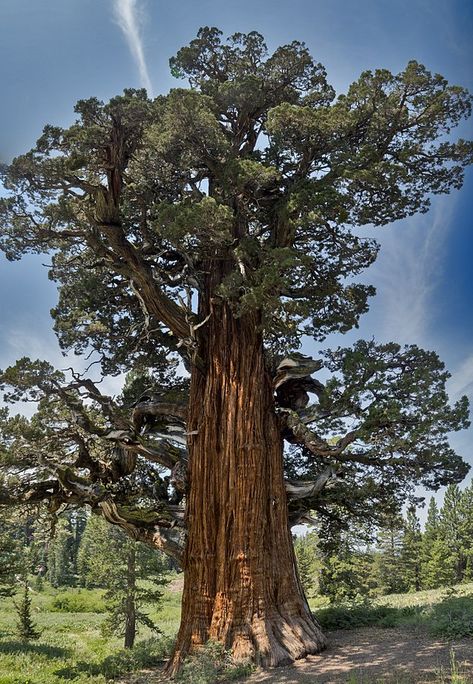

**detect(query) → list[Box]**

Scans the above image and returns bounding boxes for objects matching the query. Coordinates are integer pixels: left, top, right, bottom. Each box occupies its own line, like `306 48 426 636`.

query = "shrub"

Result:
50 589 106 613
176 641 254 684
315 602 421 631
98 636 173 678
429 595 473 639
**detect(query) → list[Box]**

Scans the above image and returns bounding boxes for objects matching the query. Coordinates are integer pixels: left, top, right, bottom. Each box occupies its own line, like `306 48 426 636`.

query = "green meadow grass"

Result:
0 579 472 683
310 582 473 638
0 582 177 684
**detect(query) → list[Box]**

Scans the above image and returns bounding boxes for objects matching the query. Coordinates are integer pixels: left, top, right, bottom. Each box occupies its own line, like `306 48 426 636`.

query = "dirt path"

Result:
245 628 473 683
119 627 473 683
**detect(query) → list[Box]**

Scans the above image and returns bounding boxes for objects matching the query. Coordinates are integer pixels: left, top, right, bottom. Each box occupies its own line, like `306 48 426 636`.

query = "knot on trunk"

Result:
274 354 324 410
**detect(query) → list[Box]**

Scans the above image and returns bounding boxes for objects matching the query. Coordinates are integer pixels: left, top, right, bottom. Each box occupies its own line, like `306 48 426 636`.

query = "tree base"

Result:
167 608 327 676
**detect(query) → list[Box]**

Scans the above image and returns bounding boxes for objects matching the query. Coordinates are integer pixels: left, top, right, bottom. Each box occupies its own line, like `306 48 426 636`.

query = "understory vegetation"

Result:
0 580 472 683
1 502 473 681
314 584 473 638
0 585 177 684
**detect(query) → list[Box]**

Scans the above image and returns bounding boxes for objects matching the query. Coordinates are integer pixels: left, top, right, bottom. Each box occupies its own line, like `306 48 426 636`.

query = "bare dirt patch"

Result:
245 627 473 683
118 627 473 683
167 575 185 593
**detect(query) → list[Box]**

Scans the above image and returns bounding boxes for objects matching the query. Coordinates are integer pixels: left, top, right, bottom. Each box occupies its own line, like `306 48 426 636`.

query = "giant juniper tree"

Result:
0 28 472 671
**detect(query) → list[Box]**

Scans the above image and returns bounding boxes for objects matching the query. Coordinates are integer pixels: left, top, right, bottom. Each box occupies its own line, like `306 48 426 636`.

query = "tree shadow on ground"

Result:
54 639 169 681
0 640 72 659
245 626 473 683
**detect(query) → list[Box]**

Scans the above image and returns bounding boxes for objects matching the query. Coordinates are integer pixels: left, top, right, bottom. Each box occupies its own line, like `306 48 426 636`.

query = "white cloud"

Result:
363 197 457 346
0 324 65 371
113 0 153 96
447 354 473 403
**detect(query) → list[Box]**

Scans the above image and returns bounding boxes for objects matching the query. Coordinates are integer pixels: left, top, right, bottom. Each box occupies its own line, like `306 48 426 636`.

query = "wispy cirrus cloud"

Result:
113 0 153 96
447 354 473 403
364 197 457 347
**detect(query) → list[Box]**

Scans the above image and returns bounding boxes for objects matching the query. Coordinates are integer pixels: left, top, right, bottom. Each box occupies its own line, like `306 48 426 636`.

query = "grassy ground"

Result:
0 583 179 684
0 580 472 683
310 582 473 639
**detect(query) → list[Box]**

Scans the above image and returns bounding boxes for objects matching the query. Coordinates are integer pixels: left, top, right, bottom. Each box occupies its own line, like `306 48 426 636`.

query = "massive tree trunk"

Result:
168 295 326 672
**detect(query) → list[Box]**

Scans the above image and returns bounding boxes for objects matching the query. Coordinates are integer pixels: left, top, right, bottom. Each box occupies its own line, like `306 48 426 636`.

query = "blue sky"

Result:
0 0 472 512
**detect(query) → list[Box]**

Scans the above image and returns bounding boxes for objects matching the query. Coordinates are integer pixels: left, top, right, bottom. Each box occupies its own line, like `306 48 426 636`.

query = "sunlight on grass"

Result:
0 581 176 684
0 579 472 683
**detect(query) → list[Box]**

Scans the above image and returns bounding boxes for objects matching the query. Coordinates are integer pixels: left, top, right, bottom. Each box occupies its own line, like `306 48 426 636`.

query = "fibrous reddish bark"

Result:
168 299 326 672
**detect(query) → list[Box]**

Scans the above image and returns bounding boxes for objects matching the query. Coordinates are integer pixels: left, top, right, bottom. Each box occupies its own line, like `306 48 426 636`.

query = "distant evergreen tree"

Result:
14 577 40 641
439 484 466 584
0 519 23 597
47 515 75 587
375 518 405 594
294 531 321 598
78 515 167 648
319 530 375 603
460 484 473 580
47 509 88 587
400 507 422 592
28 513 52 584
420 497 442 588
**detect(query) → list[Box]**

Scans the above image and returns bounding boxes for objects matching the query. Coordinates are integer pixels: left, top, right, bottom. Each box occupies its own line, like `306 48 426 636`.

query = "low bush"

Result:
49 589 106 614
315 592 473 640
428 595 473 640
315 602 422 631
53 636 173 681
176 641 254 684
98 636 173 678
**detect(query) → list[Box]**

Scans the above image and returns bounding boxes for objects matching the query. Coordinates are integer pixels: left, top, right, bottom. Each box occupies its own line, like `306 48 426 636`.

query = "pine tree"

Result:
460 484 473 580
421 498 442 588
400 507 422 592
375 519 405 594
14 577 40 641
78 515 167 648
319 529 375 603
46 513 75 587
46 509 88 587
440 484 466 584
294 531 321 598
0 526 22 597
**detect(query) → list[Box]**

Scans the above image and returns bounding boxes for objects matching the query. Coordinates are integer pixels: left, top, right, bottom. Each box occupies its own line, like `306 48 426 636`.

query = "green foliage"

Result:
0 576 472 683
0 31 472 656
176 640 254 684
294 531 322 598
419 485 473 590
311 484 473 605
428 594 473 640
14 578 40 641
46 509 87 588
0 579 174 684
50 589 106 613
315 589 473 640
77 515 167 647
400 507 422 592
59 636 173 680
316 601 415 631
0 520 23 597
317 525 377 603
374 519 406 595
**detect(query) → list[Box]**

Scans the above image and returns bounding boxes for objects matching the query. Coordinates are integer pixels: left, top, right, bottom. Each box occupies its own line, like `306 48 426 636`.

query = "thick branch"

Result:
98 500 185 567
285 466 338 501
132 398 188 433
99 223 192 340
